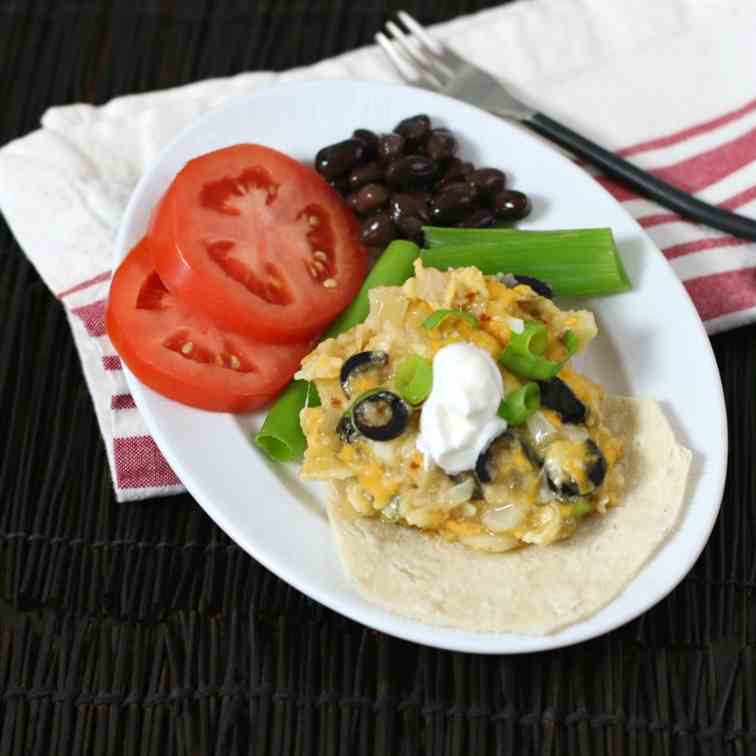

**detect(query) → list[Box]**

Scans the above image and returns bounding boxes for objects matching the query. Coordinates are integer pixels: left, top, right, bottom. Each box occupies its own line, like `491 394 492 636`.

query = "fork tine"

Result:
385 20 448 87
397 10 463 71
374 32 433 89
397 11 443 53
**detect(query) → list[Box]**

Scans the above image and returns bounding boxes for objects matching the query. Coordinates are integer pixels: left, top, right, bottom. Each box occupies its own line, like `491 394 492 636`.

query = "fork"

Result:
376 11 756 241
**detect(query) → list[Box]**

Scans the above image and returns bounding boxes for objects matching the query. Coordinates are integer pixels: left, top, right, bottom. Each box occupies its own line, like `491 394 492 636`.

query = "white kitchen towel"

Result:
0 0 754 500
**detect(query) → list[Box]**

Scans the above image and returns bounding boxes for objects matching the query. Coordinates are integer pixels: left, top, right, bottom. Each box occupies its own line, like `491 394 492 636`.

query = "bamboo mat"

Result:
1 1 755 753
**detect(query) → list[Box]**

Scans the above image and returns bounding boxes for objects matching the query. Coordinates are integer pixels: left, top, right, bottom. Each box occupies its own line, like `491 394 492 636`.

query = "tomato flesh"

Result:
154 144 367 342
106 238 313 412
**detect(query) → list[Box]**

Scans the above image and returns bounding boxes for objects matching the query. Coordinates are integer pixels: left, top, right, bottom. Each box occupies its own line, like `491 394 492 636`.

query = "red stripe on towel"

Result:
71 299 107 337
685 267 756 321
663 235 751 260
618 97 756 157
57 270 112 299
113 435 181 489
111 393 136 410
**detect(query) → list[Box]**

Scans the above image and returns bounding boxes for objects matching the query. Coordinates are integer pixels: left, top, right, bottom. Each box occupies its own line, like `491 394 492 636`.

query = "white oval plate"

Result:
115 80 727 654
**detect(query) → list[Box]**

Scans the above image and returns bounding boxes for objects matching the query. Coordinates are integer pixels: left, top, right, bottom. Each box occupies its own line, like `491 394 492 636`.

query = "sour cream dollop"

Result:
416 343 507 475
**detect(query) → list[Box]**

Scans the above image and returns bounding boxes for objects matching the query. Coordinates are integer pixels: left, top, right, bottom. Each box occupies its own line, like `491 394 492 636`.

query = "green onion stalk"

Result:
421 227 630 298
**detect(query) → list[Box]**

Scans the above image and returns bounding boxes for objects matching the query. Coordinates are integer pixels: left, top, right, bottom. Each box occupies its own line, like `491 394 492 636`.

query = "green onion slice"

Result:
421 308 479 331
563 329 580 359
573 499 593 518
497 382 540 425
498 324 580 381
498 350 561 381
508 321 548 355
395 354 433 405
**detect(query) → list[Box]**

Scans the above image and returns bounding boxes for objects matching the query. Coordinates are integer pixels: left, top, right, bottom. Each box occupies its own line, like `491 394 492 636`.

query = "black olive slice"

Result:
585 439 607 487
520 437 544 469
475 446 496 484
538 377 586 425
513 275 553 299
542 438 607 499
545 474 580 499
336 413 359 444
339 351 389 398
352 390 409 441
474 431 519 484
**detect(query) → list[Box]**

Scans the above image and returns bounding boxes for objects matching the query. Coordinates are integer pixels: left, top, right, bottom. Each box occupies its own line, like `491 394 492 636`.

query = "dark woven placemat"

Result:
1 1 755 753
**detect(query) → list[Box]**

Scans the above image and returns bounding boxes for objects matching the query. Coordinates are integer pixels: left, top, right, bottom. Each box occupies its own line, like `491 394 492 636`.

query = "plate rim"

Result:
114 78 728 654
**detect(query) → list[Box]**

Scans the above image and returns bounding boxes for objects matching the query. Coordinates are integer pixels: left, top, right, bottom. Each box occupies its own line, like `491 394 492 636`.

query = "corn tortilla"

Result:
326 396 691 635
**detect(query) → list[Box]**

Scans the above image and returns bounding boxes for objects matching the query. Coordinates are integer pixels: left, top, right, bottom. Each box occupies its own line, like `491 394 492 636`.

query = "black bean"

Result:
385 155 439 190
315 139 366 179
377 133 405 164
468 167 506 197
492 189 532 221
455 208 497 228
345 192 362 214
361 214 397 246
389 192 430 225
348 161 383 191
425 128 457 162
352 128 379 159
397 216 425 245
429 183 479 223
353 183 389 214
435 158 474 191
513 275 553 299
394 114 431 143
328 176 350 195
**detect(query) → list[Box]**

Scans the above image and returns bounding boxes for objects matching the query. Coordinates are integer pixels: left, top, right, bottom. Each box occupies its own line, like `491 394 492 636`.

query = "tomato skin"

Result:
106 238 313 413
153 144 367 343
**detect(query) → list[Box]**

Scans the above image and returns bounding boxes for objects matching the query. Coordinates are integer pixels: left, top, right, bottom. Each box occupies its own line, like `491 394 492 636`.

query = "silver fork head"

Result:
375 11 535 121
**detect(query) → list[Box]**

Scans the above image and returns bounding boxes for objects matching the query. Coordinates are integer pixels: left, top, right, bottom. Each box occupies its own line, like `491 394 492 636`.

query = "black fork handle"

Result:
524 112 756 241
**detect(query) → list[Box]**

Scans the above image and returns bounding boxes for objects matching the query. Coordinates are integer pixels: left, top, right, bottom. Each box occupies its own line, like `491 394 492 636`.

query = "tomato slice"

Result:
106 237 313 412
153 144 367 343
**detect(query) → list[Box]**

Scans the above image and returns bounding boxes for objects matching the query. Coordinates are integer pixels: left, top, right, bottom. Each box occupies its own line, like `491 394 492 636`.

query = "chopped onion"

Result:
482 503 525 533
444 478 476 506
538 476 554 503
561 424 589 443
347 483 374 515
506 316 525 334
458 531 520 552
526 411 558 447
522 502 563 545
457 502 477 518
380 496 401 522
